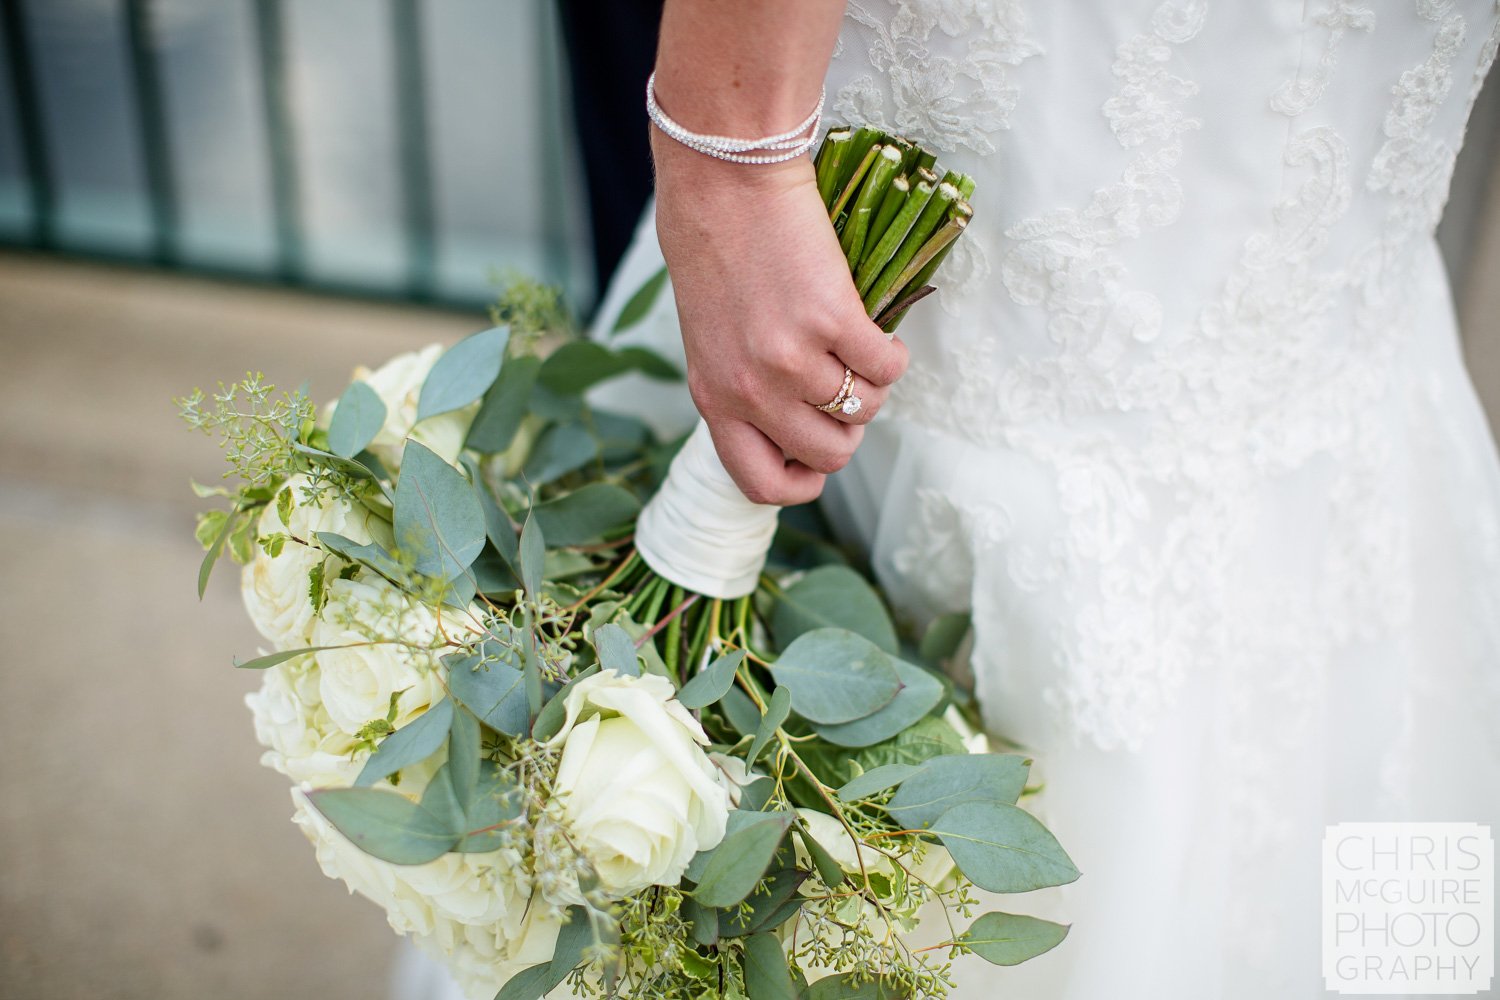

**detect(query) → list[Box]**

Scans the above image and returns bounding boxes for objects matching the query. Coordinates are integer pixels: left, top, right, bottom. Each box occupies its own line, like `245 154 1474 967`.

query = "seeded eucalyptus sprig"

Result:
813 126 975 332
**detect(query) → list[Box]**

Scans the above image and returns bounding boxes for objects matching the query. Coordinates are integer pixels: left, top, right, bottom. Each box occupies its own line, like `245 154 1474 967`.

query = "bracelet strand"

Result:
645 71 824 165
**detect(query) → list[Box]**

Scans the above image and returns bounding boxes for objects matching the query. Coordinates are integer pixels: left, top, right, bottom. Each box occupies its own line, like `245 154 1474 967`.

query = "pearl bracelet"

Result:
645 71 824 165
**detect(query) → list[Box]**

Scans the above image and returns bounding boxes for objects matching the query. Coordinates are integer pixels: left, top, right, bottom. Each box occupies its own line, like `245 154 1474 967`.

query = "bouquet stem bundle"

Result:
813 127 974 331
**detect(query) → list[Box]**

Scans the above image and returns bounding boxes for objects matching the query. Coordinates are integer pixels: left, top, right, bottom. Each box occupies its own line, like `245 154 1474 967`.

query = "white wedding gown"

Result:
403 2 1500 998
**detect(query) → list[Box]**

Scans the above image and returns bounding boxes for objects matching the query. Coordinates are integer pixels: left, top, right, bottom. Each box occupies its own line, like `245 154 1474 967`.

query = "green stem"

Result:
665 585 684 679
860 180 956 315
829 136 881 224
865 174 909 262
878 204 972 331
840 144 903 268
855 178 935 297
869 213 968 321
815 128 853 208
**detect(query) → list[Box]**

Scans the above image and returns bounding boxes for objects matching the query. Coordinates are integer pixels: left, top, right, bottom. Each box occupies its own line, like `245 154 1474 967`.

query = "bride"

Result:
410 0 1500 996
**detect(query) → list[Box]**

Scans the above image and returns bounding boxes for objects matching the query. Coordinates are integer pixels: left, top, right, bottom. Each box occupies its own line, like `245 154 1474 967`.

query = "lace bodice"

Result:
826 0 1500 753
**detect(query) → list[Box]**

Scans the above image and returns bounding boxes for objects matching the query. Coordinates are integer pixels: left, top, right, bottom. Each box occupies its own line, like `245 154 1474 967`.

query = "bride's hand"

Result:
653 134 909 507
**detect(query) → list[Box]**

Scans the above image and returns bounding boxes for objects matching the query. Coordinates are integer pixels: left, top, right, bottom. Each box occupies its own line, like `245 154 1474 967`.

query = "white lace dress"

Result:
410 2 1500 997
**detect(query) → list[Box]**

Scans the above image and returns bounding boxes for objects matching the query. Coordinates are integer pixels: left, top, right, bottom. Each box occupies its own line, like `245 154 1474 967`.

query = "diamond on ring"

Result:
841 395 863 416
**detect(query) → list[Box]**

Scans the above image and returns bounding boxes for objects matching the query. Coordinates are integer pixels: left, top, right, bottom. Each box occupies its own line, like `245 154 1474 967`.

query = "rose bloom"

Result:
241 474 389 650
545 669 732 896
245 653 363 787
309 575 454 736
346 344 477 471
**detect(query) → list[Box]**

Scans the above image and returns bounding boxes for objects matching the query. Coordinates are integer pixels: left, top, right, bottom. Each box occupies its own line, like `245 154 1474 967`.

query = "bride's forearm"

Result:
652 0 844 138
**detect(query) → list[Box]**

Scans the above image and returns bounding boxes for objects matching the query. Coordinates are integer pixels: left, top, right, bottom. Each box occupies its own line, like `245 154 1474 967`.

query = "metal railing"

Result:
0 0 590 311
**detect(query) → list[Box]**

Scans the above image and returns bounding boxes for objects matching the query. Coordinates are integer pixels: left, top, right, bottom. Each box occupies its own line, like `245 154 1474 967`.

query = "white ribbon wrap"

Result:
634 420 781 599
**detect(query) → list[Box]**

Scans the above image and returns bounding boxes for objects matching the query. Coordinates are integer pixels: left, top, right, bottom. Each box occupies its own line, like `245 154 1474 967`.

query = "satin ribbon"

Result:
634 420 780 599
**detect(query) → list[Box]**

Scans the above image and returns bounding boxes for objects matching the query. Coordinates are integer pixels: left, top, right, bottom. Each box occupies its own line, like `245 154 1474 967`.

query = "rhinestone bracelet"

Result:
645 71 824 165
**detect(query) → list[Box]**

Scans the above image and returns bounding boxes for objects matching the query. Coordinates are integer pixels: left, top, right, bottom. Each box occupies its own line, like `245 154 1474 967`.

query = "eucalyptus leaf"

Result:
590 410 652 461
676 650 745 710
493 963 551 1000
887 753 1031 830
305 787 458 865
233 645 337 670
447 703 481 807
919 611 971 668
610 264 667 335
456 760 524 853
393 441 486 581
772 565 898 654
613 345 680 380
796 826 847 888
720 686 763 738
316 532 407 584
681 894 718 949
355 698 454 787
327 380 386 459
768 628 902 725
414 761 466 834
959 911 1070 966
692 811 793 908
470 470 519 573
519 512 544 596
743 931 796 1000
197 506 238 598
813 658 945 748
470 547 519 596
592 623 640 677
836 763 921 802
537 341 629 394
685 809 763 883
929 801 1080 893
545 907 594 990
416 326 509 423
465 354 539 453
522 422 596 486
446 643 529 736
802 974 906 999
853 715 967 773
529 483 640 546
531 665 599 742
292 442 383 484
721 869 806 937
746 686 791 770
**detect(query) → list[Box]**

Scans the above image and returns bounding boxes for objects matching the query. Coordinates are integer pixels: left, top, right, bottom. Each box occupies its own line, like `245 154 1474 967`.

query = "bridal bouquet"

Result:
181 128 1076 1000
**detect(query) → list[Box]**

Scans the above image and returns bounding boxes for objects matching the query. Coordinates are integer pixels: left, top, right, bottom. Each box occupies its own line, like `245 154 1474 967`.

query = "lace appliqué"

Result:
1270 1 1376 116
834 1 1042 155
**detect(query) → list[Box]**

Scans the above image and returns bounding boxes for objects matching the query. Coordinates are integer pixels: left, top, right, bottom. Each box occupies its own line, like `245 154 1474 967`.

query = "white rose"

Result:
709 751 758 808
347 344 476 471
417 906 565 1000
294 789 533 938
310 576 450 736
400 847 532 935
293 789 441 936
942 705 992 754
545 670 731 896
245 654 363 786
240 474 388 649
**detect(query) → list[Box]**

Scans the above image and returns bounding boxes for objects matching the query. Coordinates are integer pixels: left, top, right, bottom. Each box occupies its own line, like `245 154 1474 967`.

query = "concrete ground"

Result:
0 245 1497 1000
0 253 479 1000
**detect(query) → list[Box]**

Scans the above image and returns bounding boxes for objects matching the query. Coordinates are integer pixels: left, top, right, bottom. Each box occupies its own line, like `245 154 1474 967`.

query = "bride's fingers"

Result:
755 402 865 475
708 418 826 507
825 315 910 388
803 358 887 424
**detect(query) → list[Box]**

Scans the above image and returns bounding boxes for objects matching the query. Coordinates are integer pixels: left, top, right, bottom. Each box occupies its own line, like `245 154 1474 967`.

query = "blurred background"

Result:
0 2 1497 998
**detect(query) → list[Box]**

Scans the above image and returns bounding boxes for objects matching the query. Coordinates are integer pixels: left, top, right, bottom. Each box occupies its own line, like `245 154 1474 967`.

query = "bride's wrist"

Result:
650 128 813 205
